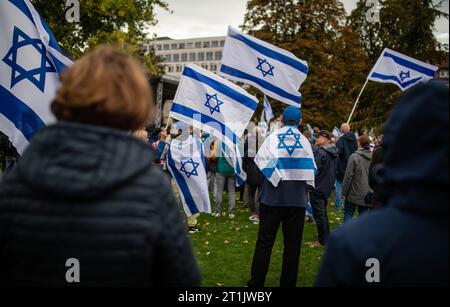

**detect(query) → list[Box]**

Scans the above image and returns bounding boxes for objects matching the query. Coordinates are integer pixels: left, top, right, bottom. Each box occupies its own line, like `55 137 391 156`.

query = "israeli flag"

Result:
167 136 211 217
0 0 72 154
170 63 258 157
220 140 246 187
255 125 317 187
220 26 308 107
332 127 342 138
368 48 438 91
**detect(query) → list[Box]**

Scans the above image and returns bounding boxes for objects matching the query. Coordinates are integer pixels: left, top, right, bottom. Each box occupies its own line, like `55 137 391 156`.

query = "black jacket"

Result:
316 82 449 287
0 122 201 287
368 146 385 208
336 132 358 181
312 145 338 199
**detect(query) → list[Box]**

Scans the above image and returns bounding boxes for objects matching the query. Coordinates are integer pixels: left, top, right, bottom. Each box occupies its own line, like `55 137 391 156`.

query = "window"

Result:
189 53 196 61
173 54 180 62
179 43 185 49
210 64 217 72
181 53 188 62
206 52 213 61
201 63 208 70
203 41 210 48
176 65 183 73
220 40 225 47
197 52 205 61
171 44 177 50
211 41 219 48
163 44 170 50
156 44 162 51
195 42 201 48
167 66 174 73
187 42 193 49
215 51 222 60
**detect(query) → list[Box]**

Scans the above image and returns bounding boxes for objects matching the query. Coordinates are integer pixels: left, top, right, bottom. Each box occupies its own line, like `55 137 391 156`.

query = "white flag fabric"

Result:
255 125 317 187
368 48 438 91
167 135 211 217
0 0 72 154
332 127 342 138
170 63 258 175
220 26 308 107
261 95 274 123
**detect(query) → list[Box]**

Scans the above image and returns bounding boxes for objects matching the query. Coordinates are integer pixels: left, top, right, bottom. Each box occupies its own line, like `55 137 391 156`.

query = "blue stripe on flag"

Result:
167 149 200 215
0 85 46 142
183 66 258 111
220 65 302 105
370 72 423 89
9 0 67 72
228 28 309 75
262 157 317 178
383 51 436 77
171 103 239 145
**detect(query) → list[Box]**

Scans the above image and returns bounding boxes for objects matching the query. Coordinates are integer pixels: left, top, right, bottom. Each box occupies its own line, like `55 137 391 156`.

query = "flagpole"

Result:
347 79 369 124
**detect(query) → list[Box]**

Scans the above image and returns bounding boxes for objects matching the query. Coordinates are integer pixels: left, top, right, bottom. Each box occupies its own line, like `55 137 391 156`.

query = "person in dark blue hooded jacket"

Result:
316 82 449 287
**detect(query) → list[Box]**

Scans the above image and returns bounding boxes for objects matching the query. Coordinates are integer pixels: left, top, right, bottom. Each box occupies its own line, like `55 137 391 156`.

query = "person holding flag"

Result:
248 106 317 287
156 121 211 233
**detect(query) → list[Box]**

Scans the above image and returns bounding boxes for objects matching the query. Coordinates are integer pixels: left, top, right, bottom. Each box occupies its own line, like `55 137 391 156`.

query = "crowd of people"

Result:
0 46 447 287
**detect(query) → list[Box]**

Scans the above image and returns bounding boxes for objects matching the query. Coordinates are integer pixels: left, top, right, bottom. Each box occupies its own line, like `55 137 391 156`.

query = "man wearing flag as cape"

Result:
248 105 317 288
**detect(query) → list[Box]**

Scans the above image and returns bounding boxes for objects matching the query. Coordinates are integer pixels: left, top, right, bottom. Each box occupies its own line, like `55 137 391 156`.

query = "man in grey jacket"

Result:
342 134 373 223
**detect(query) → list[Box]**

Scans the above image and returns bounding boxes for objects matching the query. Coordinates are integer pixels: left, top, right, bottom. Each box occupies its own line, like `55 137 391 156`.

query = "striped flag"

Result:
255 125 317 187
368 48 438 91
0 0 72 154
170 63 258 185
167 136 211 217
220 26 308 107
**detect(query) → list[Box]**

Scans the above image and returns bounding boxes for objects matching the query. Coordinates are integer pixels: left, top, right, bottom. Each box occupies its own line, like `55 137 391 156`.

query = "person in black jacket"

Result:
316 82 448 287
0 46 201 287
335 124 358 210
310 131 339 246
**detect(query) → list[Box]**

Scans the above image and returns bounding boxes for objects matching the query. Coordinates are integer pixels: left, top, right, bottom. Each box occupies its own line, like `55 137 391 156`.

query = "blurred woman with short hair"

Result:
0 46 200 286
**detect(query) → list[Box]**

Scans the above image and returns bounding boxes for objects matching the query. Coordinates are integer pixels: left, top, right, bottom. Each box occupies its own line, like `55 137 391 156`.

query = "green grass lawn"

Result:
189 193 344 287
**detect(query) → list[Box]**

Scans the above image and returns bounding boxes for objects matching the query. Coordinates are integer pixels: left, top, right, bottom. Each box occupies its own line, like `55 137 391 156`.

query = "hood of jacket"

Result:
382 82 448 215
355 148 372 160
321 144 339 158
16 121 153 199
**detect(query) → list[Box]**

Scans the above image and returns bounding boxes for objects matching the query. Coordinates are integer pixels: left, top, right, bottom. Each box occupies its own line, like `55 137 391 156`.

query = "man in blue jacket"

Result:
310 130 338 246
248 106 314 287
316 82 449 287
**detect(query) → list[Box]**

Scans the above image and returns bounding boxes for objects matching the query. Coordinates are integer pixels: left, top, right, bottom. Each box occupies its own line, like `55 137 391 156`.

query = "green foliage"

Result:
243 0 370 130
31 0 169 76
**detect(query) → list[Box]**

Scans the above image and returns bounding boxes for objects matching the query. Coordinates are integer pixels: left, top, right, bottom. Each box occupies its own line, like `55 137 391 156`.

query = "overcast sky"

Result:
148 0 449 44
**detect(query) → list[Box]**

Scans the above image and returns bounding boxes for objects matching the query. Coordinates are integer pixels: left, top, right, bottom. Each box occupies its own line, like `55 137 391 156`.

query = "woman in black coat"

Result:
0 46 200 287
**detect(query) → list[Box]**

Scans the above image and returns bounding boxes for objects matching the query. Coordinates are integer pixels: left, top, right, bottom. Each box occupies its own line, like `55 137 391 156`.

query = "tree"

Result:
348 0 449 130
31 0 169 76
243 0 370 130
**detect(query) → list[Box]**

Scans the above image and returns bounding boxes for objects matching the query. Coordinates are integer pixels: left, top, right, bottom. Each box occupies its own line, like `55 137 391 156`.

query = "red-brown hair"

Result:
52 45 154 131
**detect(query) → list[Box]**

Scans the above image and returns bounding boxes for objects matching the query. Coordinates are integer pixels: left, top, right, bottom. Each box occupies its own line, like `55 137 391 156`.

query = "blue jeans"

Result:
335 180 343 210
344 200 370 223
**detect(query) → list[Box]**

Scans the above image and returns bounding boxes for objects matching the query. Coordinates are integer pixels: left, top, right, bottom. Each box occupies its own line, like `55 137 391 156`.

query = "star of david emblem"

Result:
277 128 303 155
399 70 410 82
180 159 200 178
2 27 56 93
256 58 275 77
205 93 224 115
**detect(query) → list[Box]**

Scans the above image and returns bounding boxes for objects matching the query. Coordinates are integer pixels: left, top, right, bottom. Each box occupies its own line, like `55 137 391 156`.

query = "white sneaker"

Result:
229 214 236 220
212 213 221 218
249 215 258 222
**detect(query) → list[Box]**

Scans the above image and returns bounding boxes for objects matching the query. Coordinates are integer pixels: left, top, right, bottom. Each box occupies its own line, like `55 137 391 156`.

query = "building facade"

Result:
144 36 226 77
